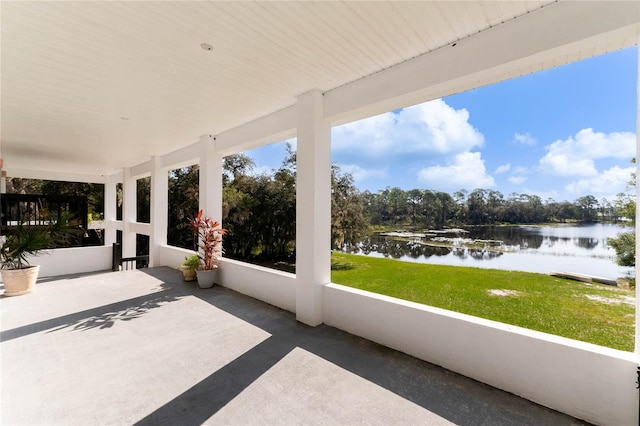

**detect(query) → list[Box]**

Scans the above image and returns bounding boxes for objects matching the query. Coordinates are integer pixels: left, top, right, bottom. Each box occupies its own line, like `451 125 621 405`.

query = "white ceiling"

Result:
1 1 637 178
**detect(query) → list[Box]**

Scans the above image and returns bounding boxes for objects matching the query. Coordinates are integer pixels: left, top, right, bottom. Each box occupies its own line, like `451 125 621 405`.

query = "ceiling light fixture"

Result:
200 42 213 52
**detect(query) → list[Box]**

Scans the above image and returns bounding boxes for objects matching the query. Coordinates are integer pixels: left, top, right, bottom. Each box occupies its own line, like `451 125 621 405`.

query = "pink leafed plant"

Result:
189 210 227 271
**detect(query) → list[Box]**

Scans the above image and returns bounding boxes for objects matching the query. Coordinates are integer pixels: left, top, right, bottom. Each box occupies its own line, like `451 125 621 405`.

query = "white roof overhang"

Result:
1 1 638 179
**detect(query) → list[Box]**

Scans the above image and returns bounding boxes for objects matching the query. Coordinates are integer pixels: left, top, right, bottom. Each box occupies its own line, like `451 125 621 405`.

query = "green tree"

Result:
7 178 104 221
167 165 199 249
136 177 151 223
453 189 468 222
467 188 488 225
6 178 43 194
331 165 368 250
608 231 635 267
222 148 296 261
608 158 636 267
575 195 599 223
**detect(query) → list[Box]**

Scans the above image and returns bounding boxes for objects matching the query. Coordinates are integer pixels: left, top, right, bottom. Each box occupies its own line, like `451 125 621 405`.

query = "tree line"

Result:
153 147 368 263
363 187 632 228
6 152 635 266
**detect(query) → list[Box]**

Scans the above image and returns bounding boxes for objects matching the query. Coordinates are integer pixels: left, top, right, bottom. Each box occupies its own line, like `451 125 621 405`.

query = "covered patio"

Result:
1 267 583 425
2 1 640 424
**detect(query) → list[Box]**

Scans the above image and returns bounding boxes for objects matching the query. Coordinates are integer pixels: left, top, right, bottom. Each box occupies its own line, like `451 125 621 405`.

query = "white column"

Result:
0 152 4 193
122 167 137 258
635 37 640 356
104 178 117 246
0 157 6 194
295 89 331 326
150 156 168 267
198 134 223 222
0 160 5 238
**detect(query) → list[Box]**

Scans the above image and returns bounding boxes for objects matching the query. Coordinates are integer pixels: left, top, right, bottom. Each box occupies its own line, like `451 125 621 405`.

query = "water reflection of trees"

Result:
353 236 453 260
452 247 504 261
351 237 506 261
346 227 610 262
469 226 544 249
576 238 599 249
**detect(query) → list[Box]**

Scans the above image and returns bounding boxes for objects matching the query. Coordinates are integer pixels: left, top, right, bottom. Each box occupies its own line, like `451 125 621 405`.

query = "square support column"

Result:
296 89 331 326
122 167 137 258
104 178 117 246
635 35 640 356
199 134 223 223
150 156 168 267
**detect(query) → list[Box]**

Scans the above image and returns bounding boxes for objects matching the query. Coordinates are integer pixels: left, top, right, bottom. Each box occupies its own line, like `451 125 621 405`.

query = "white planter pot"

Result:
2 265 40 296
196 269 217 288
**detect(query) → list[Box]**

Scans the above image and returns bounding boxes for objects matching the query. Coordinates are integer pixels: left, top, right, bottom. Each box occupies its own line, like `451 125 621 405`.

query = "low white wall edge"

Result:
217 258 296 313
18 246 113 278
158 245 194 272
158 246 296 313
323 283 639 426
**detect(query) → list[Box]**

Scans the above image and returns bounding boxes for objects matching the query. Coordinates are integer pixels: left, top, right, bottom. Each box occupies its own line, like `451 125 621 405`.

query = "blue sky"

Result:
245 47 637 203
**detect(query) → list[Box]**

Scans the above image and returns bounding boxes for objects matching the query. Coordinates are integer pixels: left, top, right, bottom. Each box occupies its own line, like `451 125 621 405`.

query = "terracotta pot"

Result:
196 269 217 289
2 265 40 296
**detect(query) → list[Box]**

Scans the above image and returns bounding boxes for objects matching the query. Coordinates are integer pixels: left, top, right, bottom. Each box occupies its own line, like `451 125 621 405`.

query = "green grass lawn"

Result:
331 252 635 351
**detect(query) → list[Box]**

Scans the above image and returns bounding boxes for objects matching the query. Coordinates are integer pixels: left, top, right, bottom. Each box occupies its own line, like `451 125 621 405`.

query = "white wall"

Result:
217 258 296 313
11 246 113 279
158 244 195 271
158 246 297 313
323 283 638 426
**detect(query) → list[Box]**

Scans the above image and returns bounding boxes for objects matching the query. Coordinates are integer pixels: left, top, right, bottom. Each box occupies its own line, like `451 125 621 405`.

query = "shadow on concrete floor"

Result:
131 267 588 426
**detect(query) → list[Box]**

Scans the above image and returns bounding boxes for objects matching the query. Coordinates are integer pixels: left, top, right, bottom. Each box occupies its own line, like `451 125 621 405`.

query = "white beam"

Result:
215 105 297 156
323 0 640 126
106 171 123 184
4 168 108 184
198 135 222 221
295 90 331 326
129 161 152 180
160 142 201 171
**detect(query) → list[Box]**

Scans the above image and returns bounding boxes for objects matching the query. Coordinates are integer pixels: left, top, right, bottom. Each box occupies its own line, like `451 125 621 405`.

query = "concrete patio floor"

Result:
1 267 588 425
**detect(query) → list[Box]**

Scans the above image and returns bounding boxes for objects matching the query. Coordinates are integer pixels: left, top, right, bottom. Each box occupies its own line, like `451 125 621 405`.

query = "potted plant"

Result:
179 254 199 282
189 210 227 288
1 212 74 296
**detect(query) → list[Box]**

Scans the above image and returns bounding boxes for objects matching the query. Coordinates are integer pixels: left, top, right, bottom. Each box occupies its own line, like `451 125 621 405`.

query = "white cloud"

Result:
513 133 536 146
332 98 484 156
508 176 527 185
565 166 635 199
494 164 511 174
395 99 485 153
336 164 388 183
332 113 396 155
417 151 495 191
539 155 598 177
539 128 635 177
505 166 528 186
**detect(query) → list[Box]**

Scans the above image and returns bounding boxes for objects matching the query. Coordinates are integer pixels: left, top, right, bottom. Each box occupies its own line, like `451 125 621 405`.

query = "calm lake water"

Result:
348 224 634 279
